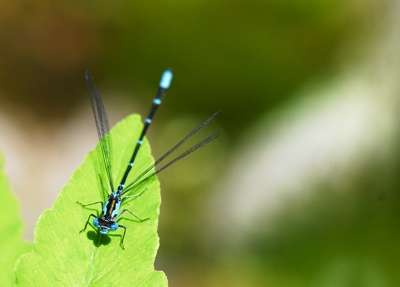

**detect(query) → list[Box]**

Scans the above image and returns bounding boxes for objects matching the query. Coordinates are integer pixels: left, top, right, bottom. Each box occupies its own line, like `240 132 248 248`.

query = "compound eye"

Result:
110 222 118 231
93 217 100 227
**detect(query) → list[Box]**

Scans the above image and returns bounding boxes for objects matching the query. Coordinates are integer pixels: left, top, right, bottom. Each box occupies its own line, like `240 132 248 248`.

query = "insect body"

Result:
79 69 219 249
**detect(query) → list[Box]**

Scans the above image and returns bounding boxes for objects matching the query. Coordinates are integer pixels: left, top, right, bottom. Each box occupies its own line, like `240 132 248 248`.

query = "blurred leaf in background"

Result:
0 152 31 286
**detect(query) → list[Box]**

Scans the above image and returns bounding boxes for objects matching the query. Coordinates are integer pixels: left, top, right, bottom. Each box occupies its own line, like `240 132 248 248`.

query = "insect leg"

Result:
122 188 148 200
116 208 149 222
77 201 104 208
119 224 127 250
80 214 97 233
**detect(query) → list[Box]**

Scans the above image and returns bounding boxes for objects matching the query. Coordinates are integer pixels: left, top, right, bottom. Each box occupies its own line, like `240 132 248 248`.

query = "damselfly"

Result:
78 69 220 249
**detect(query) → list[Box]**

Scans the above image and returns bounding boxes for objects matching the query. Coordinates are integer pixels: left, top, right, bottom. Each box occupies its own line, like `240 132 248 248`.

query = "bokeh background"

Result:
1 0 400 286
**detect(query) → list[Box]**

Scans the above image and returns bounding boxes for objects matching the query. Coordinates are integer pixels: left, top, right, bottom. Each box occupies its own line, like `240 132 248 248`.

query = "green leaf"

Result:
0 152 31 286
15 115 168 286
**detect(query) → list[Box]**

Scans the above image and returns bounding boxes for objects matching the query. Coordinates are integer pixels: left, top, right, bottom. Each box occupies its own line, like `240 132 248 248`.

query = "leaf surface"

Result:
15 115 167 287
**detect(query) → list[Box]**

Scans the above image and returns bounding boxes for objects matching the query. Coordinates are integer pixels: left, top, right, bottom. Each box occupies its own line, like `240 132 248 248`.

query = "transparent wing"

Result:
85 70 114 193
129 133 219 192
122 110 221 195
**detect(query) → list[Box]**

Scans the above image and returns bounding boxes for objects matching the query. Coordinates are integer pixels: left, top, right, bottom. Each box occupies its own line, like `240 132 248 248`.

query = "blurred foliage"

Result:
0 0 370 139
0 152 31 286
176 153 400 286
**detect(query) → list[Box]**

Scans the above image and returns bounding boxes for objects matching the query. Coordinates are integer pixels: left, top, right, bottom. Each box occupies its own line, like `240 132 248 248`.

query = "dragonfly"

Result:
78 69 220 249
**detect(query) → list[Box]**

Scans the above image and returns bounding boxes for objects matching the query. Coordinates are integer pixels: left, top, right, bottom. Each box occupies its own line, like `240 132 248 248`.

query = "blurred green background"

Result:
1 0 400 286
